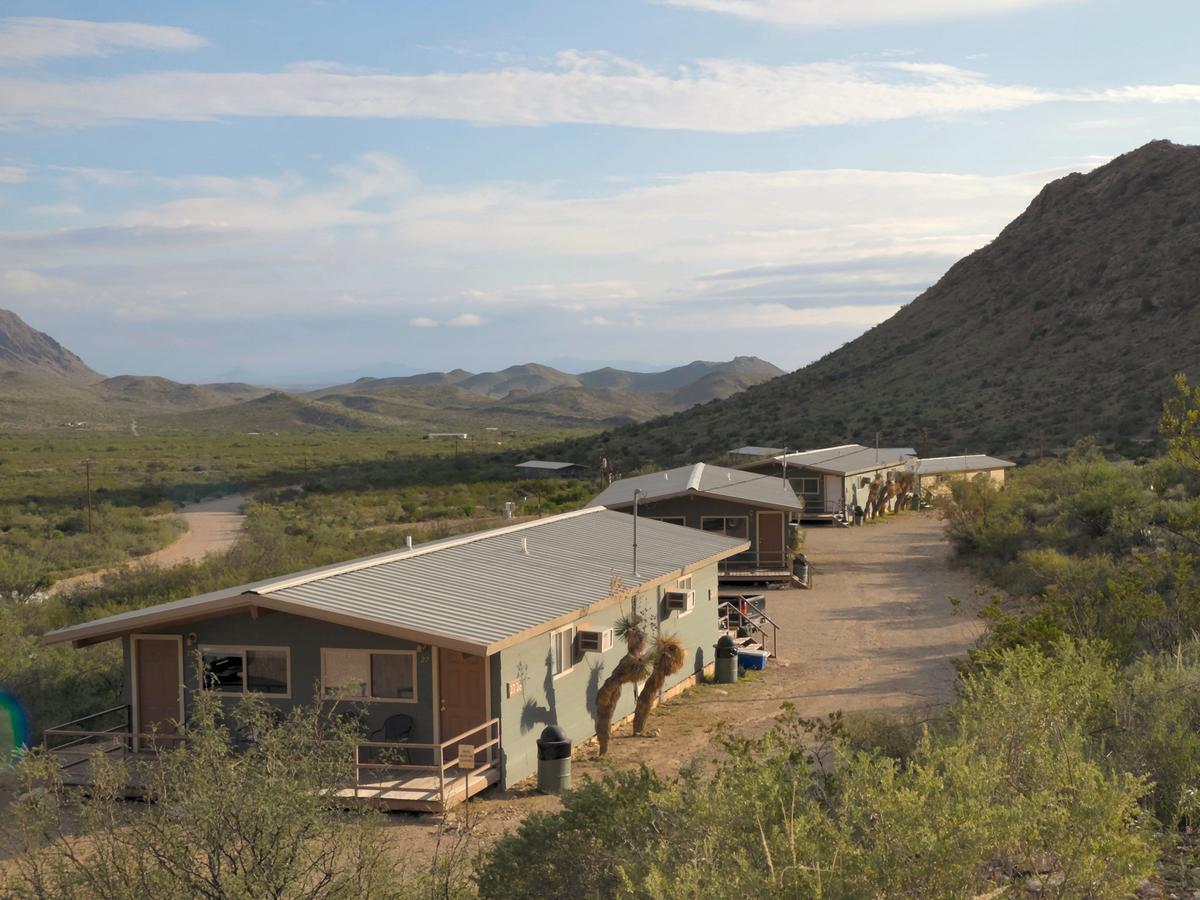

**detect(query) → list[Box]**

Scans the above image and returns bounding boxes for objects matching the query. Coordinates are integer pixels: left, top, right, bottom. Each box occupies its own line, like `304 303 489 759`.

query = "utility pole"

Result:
632 488 645 577
83 458 94 534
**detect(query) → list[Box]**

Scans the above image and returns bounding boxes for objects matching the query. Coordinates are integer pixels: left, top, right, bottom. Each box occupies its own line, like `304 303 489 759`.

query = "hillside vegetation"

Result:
557 140 1200 471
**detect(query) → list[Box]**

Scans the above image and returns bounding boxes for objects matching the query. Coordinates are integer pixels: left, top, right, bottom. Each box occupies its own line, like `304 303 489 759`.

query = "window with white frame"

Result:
551 625 577 677
701 516 749 539
200 646 290 696
321 649 417 702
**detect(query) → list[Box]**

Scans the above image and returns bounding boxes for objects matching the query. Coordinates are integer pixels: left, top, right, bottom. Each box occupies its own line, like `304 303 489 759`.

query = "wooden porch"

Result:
43 707 501 814
719 550 794 585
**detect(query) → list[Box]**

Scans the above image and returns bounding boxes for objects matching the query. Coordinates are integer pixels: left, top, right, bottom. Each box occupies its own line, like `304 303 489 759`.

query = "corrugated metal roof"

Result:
515 459 582 470
44 508 745 653
728 446 784 457
766 444 917 475
586 463 802 511
917 455 1015 475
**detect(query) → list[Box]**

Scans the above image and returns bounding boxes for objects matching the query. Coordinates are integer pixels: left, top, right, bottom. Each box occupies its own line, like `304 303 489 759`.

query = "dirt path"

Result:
50 493 248 595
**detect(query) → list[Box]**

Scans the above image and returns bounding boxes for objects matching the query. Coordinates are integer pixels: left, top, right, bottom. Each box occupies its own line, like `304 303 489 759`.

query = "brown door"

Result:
134 636 182 747
439 651 488 767
756 511 785 568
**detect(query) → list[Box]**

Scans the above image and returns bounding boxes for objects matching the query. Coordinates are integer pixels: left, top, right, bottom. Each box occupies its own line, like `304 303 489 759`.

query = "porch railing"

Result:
719 599 779 658
719 550 788 573
351 717 500 809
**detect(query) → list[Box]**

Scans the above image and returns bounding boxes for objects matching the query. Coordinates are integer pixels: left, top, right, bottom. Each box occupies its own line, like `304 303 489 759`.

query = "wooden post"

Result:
438 744 446 810
354 744 359 800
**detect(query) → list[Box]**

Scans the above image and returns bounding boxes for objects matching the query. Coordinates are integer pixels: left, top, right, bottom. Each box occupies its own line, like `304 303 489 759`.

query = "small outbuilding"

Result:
738 444 917 523
587 462 802 582
514 460 588 478
916 454 1015 498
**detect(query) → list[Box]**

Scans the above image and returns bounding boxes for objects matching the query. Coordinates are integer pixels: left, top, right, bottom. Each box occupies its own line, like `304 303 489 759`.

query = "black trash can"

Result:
536 725 572 794
715 634 739 684
792 553 810 588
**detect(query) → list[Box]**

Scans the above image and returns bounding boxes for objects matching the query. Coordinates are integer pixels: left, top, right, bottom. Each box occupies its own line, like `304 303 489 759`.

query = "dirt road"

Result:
50 493 247 595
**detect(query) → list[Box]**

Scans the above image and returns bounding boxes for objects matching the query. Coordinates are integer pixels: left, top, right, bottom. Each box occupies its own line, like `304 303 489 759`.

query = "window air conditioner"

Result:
577 627 614 653
664 590 695 612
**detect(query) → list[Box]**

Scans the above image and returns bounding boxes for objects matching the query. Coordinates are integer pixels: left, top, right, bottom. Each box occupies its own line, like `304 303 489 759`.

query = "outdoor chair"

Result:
366 713 414 766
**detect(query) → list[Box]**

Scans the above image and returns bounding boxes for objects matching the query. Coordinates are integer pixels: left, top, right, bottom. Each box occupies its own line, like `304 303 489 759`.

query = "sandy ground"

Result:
381 510 991 851
49 493 248 595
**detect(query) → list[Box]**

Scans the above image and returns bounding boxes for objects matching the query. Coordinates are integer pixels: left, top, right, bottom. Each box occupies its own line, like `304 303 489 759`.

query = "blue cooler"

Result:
738 649 769 671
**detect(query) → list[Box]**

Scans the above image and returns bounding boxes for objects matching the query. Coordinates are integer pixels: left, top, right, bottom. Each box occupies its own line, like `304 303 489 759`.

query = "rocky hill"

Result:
0 308 102 381
562 140 1200 468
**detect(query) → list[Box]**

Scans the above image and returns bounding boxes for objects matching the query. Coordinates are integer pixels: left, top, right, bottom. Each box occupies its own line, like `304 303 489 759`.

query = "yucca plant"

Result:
594 611 648 755
632 633 686 735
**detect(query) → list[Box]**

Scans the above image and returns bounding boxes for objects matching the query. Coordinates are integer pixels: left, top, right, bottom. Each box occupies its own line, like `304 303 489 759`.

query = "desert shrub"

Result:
3 691 459 899
476 644 1156 899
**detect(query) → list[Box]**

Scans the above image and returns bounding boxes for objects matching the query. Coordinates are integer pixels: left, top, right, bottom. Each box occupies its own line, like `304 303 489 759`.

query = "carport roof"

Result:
916 455 1015 475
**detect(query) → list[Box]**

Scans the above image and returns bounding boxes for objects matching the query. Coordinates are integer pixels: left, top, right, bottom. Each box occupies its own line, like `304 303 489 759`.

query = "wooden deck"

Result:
337 767 500 812
43 710 502 814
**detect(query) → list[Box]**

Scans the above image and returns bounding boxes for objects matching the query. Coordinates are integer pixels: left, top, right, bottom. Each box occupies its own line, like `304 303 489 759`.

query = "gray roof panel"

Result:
515 459 582 470
767 444 917 475
917 455 1015 475
44 508 744 653
586 463 802 511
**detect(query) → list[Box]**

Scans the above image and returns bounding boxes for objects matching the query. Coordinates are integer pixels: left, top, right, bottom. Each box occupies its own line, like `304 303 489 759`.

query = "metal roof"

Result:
746 444 917 476
515 459 583 470
586 463 802 512
728 446 784 457
917 455 1016 475
43 508 746 655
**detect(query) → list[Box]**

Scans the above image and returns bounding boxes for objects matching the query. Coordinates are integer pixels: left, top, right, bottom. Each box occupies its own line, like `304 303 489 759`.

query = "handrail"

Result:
438 717 500 750
44 705 129 733
719 601 780 659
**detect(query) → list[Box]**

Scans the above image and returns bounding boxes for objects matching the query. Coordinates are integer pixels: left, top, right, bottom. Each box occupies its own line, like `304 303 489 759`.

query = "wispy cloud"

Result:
0 164 29 182
0 54 1060 131
656 0 1075 28
0 153 1080 330
0 17 205 66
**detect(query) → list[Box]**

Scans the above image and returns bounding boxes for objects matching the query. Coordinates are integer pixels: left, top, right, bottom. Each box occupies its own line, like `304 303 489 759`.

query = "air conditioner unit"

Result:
664 589 695 612
577 627 614 653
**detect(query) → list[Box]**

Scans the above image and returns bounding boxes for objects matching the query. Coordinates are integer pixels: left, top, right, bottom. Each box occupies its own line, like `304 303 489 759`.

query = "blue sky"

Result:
1 1 1198 382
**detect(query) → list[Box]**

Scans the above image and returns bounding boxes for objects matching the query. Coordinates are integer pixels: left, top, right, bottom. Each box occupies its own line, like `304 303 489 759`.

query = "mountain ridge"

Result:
556 140 1200 469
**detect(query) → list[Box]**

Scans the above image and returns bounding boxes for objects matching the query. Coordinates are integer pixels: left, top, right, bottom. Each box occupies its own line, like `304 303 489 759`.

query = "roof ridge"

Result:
257 506 606 594
685 462 705 492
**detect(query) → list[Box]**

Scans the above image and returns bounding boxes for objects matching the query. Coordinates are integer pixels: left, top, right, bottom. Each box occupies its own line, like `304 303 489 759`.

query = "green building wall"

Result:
493 561 721 788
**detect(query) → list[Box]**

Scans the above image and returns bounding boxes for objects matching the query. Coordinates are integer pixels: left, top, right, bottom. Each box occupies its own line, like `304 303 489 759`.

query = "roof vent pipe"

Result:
406 535 413 550
522 537 529 555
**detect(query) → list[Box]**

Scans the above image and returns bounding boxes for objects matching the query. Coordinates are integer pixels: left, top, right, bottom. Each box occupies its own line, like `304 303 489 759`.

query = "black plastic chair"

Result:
368 713 414 766
372 713 414 743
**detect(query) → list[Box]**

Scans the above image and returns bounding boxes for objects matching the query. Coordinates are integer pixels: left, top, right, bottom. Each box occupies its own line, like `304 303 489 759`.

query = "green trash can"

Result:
716 635 739 684
536 725 572 794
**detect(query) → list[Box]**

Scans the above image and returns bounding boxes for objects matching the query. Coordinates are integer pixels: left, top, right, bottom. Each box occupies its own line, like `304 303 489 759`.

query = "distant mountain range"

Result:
554 140 1200 468
0 310 783 432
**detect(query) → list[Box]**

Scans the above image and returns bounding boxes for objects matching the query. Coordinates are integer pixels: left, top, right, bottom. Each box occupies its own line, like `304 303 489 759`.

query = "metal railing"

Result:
351 717 500 810
719 599 779 659
719 549 788 573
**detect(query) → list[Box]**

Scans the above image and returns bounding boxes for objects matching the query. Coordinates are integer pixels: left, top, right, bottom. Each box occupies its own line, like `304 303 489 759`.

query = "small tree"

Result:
4 690 410 898
632 633 686 736
594 611 648 755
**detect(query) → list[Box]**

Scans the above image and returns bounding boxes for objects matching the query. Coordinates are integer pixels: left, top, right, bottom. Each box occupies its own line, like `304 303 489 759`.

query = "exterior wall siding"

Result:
494 562 720 788
622 495 786 562
126 611 435 745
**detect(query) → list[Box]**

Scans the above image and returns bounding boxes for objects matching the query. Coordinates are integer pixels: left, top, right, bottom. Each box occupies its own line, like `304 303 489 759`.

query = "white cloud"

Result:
0 55 1059 131
0 164 29 182
0 154 1088 339
656 0 1075 27
0 17 205 66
